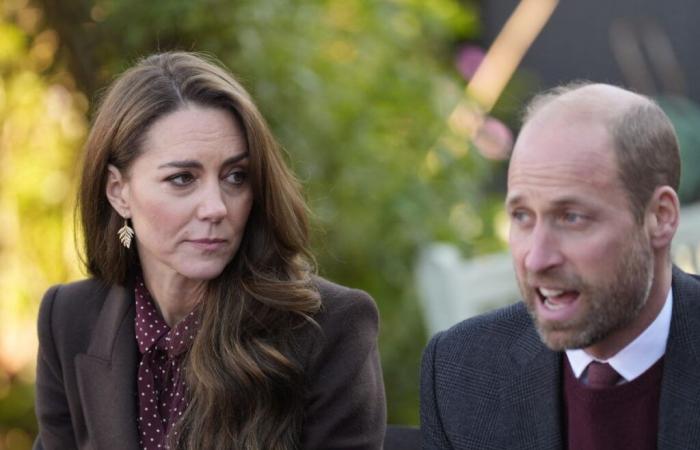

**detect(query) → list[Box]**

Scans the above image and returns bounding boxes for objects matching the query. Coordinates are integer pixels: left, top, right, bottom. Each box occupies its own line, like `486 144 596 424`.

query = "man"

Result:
421 82 700 449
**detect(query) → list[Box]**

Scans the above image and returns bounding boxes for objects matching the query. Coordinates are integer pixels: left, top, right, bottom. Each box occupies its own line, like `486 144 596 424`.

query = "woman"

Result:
34 51 385 450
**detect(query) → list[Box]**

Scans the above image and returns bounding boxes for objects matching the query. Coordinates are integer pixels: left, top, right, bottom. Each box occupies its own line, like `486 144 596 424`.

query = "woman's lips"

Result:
188 238 227 251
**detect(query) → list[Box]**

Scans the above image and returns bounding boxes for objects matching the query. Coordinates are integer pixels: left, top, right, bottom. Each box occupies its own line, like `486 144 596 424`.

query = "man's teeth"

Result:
539 288 564 298
544 298 567 310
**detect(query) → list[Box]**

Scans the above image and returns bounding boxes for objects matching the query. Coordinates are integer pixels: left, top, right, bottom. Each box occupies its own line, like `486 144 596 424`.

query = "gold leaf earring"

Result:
118 218 135 249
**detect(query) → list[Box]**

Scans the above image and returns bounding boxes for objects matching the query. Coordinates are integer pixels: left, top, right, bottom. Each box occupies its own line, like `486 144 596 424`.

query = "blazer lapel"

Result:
501 324 563 450
658 267 700 449
75 284 141 450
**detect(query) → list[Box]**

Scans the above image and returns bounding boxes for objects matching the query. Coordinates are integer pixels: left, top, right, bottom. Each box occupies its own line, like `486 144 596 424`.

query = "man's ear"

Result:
105 165 131 218
645 186 680 249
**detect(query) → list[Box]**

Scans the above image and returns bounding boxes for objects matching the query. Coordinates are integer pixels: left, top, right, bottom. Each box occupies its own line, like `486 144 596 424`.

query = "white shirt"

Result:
566 287 673 383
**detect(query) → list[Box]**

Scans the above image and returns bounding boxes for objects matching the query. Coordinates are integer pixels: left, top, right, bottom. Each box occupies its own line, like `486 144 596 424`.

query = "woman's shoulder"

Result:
311 275 378 324
298 277 386 448
41 277 111 309
43 277 111 297
303 276 380 350
38 278 113 334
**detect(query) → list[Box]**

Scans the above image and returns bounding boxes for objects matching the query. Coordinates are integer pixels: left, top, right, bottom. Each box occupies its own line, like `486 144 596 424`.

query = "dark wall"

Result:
481 0 700 101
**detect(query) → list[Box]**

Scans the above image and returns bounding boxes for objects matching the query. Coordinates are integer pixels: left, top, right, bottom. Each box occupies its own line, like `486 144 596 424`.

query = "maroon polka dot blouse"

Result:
134 279 199 450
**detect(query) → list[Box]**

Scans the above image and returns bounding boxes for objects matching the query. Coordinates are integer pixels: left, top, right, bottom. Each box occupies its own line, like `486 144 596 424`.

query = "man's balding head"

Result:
516 82 680 222
507 82 682 357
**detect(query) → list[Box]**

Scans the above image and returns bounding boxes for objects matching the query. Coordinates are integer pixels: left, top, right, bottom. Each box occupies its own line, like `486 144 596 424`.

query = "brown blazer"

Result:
34 277 386 450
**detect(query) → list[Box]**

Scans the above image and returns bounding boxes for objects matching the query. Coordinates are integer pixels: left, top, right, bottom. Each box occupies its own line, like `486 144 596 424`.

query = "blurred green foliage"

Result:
0 1 87 448
1 0 509 445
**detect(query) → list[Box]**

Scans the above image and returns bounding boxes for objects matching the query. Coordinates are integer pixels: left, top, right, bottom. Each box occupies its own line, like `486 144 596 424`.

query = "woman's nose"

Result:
197 184 227 222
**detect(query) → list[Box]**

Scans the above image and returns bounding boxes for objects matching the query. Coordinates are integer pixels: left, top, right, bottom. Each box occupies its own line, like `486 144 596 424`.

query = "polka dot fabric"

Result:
134 279 200 450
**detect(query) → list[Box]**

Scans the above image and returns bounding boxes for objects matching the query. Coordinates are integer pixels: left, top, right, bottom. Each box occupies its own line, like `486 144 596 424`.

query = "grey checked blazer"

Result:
420 267 700 449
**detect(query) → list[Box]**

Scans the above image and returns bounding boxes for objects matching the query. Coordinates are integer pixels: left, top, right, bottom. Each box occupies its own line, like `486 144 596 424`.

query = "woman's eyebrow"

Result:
158 152 250 170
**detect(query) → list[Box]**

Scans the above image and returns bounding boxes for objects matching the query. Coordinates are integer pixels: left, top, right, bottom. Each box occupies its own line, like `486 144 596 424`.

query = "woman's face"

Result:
107 104 253 286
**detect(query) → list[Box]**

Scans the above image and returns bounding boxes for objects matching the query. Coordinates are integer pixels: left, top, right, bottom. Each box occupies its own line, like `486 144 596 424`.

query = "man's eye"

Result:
166 173 195 186
511 210 530 223
562 212 584 224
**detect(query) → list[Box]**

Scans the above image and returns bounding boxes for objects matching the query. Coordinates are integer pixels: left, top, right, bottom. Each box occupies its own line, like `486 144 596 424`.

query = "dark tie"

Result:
586 361 621 388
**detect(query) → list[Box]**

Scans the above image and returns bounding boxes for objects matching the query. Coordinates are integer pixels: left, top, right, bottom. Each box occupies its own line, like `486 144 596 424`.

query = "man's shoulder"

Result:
673 267 700 303
424 301 543 382
671 267 700 325
670 267 700 344
432 301 533 353
421 301 544 415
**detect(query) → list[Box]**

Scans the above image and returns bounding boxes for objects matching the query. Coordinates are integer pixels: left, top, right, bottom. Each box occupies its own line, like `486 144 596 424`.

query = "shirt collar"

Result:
134 277 200 358
566 286 672 382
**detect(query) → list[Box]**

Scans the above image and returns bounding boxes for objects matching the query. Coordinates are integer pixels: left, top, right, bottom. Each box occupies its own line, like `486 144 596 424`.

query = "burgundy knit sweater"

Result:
563 357 664 450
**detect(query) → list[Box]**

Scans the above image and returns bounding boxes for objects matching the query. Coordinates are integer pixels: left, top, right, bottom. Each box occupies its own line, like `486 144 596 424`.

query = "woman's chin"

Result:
177 263 229 282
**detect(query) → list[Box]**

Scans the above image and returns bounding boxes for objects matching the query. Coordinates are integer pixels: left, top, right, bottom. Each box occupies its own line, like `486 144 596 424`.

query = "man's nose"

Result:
523 225 564 274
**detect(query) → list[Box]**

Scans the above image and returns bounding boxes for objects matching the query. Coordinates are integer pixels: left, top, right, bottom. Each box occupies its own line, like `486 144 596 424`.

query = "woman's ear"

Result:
105 165 131 218
646 186 680 249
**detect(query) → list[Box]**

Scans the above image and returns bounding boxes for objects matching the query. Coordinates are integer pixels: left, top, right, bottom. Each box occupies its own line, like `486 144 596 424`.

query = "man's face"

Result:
506 115 654 351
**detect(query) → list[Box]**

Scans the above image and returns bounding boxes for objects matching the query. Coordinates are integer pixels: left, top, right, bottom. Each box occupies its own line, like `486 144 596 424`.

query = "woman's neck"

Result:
141 269 204 327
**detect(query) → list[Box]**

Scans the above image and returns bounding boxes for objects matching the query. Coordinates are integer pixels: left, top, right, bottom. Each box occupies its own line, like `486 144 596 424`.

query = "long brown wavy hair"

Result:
78 51 321 449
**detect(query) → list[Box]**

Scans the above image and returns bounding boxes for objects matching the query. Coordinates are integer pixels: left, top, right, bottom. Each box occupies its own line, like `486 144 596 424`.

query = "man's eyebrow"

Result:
505 194 590 209
505 194 522 208
549 196 588 208
157 152 249 169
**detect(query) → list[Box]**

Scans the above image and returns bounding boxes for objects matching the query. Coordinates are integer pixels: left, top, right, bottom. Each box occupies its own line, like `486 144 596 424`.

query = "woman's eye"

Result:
166 173 195 186
225 170 247 185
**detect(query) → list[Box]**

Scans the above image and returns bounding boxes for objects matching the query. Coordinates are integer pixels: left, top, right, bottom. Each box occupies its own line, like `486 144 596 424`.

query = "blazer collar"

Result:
500 267 700 450
75 284 141 450
658 266 700 449
503 314 563 450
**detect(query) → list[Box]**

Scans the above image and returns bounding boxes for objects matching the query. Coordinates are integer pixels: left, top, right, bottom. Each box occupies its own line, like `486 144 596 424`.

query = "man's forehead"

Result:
514 83 647 150
505 167 631 216
508 153 617 187
507 114 624 202
510 114 616 171
506 83 650 201
506 164 623 208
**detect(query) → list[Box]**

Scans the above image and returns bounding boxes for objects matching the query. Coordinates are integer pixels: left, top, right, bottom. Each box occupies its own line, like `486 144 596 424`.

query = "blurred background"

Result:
2 0 700 448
